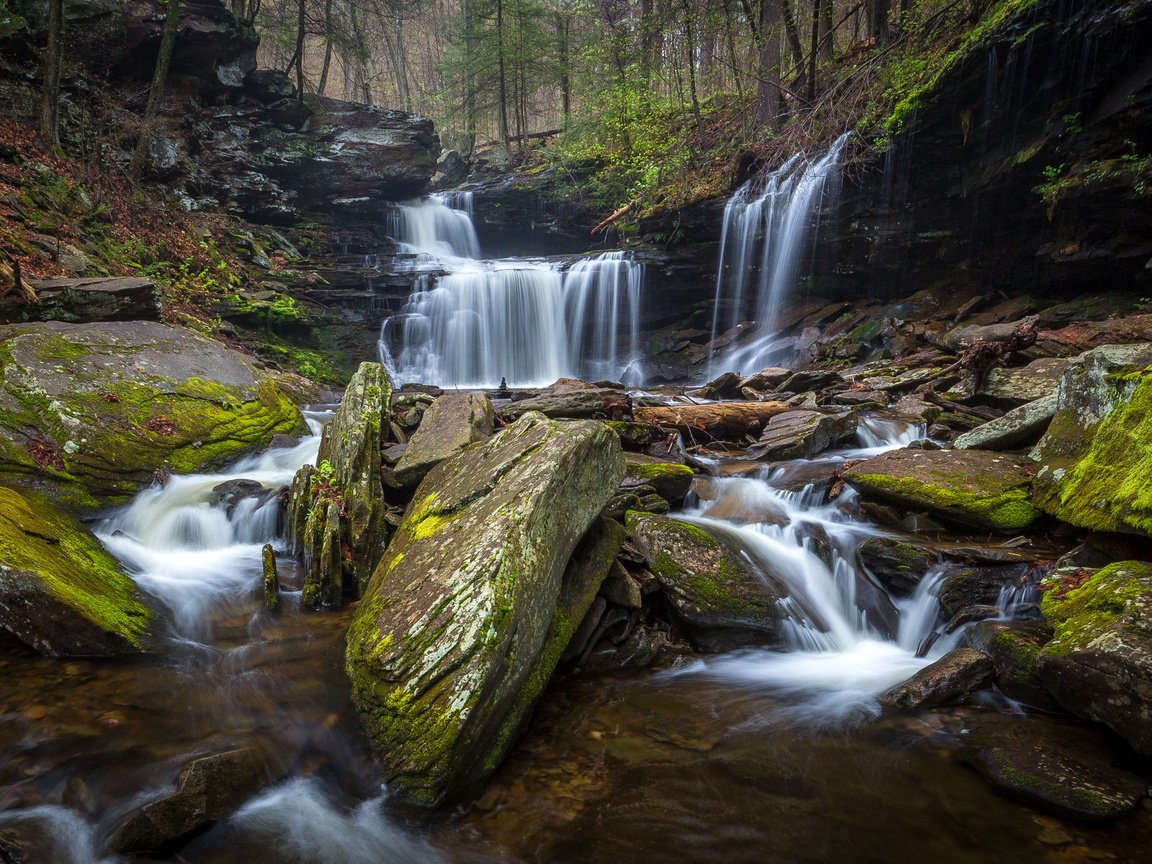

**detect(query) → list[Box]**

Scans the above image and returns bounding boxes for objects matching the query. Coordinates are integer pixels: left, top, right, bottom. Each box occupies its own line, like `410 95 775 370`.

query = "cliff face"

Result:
810 0 1152 304
0 0 439 224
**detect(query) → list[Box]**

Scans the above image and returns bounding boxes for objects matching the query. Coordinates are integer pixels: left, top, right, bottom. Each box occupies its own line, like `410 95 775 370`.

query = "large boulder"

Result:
627 513 787 651
952 394 1058 451
345 413 624 805
0 486 150 656
1031 344 1152 536
746 409 857 460
1 277 162 324
842 448 1041 533
287 362 391 608
393 392 495 487
0 321 305 510
1037 561 1152 755
879 647 994 708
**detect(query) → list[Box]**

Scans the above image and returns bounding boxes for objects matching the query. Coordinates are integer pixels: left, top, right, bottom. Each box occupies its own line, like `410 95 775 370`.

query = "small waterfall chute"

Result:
709 133 851 376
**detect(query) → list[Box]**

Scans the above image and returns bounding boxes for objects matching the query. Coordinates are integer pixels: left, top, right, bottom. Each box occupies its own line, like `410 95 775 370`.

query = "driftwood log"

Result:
635 401 791 442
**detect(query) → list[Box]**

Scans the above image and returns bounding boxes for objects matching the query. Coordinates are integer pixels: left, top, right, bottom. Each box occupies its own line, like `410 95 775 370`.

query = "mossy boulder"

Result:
842 448 1041 533
1037 561 1152 755
622 454 694 503
627 513 787 652
288 362 391 608
393 392 495 487
858 536 939 596
1031 344 1152 536
0 485 150 655
344 412 624 806
0 321 306 510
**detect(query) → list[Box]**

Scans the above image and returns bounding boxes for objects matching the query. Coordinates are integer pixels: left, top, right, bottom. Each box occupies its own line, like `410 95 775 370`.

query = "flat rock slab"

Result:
958 716 1148 821
0 486 150 656
394 391 495 487
953 394 1057 451
501 388 632 421
978 358 1071 403
843 448 1041 533
747 409 856 461
0 321 304 509
12 277 163 323
345 412 624 806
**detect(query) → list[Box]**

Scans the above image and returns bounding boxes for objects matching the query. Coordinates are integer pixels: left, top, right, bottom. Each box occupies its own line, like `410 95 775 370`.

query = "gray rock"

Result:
110 747 270 852
747 409 856 460
952 394 1057 450
345 413 624 805
394 392 495 487
1 277 162 324
979 357 1071 403
858 536 939 596
502 387 632 421
880 647 994 708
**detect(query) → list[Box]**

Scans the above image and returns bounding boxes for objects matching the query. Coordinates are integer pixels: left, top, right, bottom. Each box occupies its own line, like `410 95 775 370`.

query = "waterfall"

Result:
709 133 851 376
667 416 961 723
96 411 329 638
379 195 646 388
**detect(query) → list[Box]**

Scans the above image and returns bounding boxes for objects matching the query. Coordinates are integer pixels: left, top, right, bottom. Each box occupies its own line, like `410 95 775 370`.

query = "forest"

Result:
0 0 1150 862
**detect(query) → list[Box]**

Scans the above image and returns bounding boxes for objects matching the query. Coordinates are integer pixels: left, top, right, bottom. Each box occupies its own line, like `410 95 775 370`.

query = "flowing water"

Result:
378 193 645 387
709 133 851 376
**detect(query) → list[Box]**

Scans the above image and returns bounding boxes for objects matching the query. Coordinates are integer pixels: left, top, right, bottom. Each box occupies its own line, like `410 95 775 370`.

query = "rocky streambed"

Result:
0 309 1151 861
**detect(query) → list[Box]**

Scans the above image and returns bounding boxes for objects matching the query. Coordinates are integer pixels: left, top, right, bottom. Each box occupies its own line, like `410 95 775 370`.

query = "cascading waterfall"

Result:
669 416 967 723
708 133 852 376
378 195 645 387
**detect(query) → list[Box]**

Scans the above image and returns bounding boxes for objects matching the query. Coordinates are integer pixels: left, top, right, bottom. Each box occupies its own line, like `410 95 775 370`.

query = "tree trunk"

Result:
819 0 835 60
496 0 510 144
39 0 63 148
130 0 182 178
755 0 782 129
317 0 334 95
778 0 804 67
556 11 570 124
808 0 819 100
293 0 306 99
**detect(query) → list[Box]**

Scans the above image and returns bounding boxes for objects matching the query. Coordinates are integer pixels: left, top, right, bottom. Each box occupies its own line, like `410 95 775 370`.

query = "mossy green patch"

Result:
0 486 150 649
1040 562 1152 656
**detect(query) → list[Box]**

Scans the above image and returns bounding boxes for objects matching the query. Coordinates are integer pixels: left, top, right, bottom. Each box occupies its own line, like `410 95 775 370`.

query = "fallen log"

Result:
635 401 792 442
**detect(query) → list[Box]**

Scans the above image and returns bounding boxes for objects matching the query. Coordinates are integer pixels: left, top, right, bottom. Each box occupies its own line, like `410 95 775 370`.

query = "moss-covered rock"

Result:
1036 561 1152 755
1031 344 1152 536
0 485 150 655
622 454 694 503
857 536 939 596
344 412 624 805
288 362 391 608
842 448 1041 533
0 321 306 510
627 513 787 652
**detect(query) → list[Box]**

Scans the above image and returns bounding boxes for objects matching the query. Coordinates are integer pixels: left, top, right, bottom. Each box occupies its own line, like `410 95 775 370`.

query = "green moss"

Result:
850 471 1040 531
1040 371 1152 534
31 336 89 362
1040 562 1152 656
0 486 150 646
628 461 693 482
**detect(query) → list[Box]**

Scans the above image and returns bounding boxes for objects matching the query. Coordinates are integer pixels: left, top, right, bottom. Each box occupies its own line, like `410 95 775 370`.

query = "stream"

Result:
2 150 1150 862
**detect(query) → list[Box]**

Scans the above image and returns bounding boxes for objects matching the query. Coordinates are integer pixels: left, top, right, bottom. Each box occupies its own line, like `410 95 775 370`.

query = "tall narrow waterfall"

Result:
379 195 645 388
709 133 851 375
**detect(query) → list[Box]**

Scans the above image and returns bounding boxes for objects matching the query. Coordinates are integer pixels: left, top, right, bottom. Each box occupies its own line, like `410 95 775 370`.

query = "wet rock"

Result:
858 537 939 596
242 68 296 103
210 479 265 514
1037 561 1152 756
601 421 666 451
261 545 279 613
1031 343 1152 537
695 478 790 526
628 513 787 652
958 716 1148 821
952 394 1057 451
622 454 694 503
502 388 632 421
0 321 305 510
967 621 1059 710
287 362 391 607
110 747 270 852
394 392 495 487
978 358 1071 404
880 648 995 708
937 564 1028 620
345 413 624 805
747 409 857 460
599 561 643 609
934 316 1039 353
842 448 1042 533
0 486 150 656
738 367 791 392
697 370 742 398
778 370 843 393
